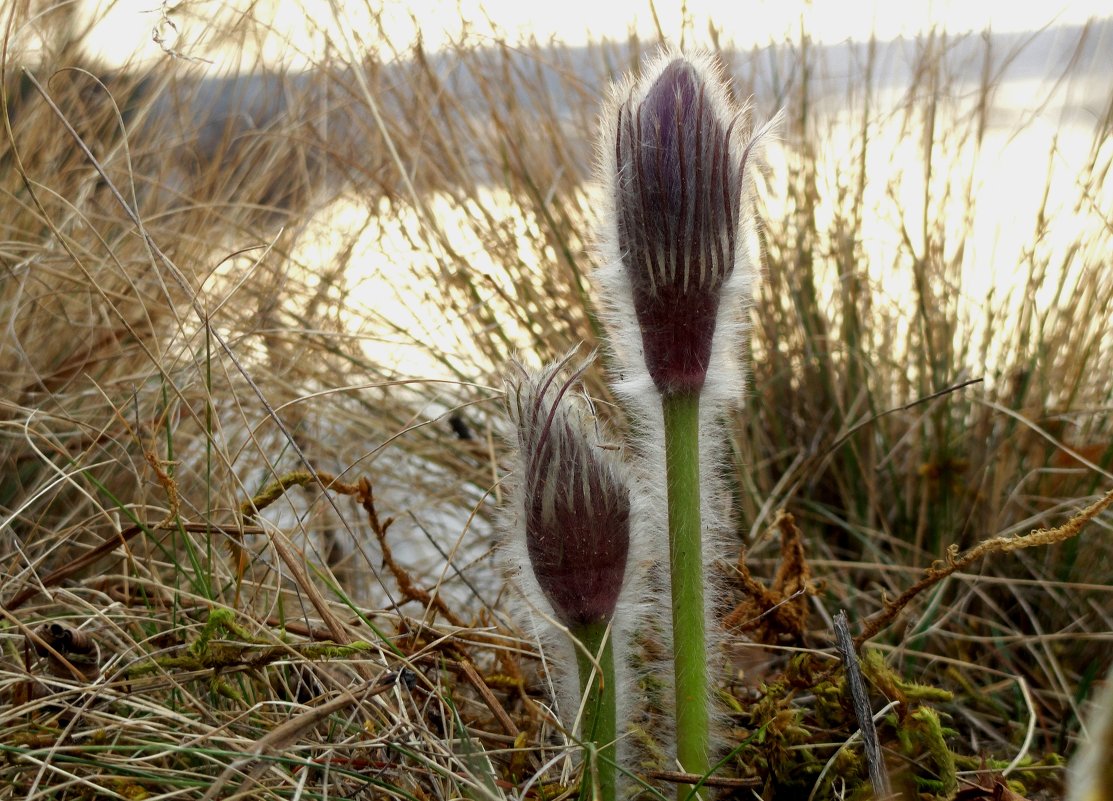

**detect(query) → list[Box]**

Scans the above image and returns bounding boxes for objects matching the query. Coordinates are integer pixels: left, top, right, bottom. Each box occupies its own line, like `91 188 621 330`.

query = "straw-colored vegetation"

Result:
2 2 1111 799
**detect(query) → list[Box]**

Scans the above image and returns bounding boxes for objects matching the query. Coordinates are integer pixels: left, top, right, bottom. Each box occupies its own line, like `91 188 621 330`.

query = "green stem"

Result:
572 620 617 801
662 390 709 795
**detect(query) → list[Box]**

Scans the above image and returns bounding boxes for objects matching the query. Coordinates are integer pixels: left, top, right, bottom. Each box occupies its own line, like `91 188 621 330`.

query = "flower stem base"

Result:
663 390 710 797
573 620 618 801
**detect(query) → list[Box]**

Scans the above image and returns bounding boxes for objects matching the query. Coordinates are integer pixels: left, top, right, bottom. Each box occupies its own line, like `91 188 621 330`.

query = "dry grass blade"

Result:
198 670 404 801
835 610 892 800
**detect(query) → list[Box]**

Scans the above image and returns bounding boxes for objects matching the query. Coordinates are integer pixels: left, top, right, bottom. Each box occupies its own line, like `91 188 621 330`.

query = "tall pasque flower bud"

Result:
595 51 772 787
599 50 765 401
504 355 633 801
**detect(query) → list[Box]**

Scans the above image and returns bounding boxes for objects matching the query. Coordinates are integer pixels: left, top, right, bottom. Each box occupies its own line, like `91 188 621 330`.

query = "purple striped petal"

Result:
612 57 743 396
507 358 631 627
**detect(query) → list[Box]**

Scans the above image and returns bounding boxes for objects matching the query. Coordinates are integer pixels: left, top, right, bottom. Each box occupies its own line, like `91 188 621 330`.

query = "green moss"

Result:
125 610 372 679
900 706 957 796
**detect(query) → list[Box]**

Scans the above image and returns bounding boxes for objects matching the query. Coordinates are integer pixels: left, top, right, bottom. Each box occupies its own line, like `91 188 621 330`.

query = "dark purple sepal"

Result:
510 361 631 627
613 58 743 396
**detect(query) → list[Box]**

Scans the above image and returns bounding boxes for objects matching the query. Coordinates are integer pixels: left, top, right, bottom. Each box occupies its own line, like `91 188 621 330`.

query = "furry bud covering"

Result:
597 49 773 405
505 356 632 627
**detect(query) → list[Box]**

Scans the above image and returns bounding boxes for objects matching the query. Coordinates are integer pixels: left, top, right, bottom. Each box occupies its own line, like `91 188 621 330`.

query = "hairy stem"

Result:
572 620 618 801
663 390 709 794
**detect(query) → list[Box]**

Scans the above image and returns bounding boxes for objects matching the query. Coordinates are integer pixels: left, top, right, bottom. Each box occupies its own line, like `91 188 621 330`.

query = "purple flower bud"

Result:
606 54 755 397
507 358 631 627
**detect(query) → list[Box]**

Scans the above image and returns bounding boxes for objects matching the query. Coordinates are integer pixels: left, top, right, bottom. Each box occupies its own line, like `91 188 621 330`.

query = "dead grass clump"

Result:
1 2 1111 799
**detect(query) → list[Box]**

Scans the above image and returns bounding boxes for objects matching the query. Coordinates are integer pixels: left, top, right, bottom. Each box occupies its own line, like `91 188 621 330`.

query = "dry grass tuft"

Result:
1 2 1111 799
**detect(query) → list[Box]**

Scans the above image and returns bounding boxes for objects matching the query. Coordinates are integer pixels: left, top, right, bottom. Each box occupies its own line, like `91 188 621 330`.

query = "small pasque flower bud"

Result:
600 51 765 399
506 356 631 627
504 355 633 801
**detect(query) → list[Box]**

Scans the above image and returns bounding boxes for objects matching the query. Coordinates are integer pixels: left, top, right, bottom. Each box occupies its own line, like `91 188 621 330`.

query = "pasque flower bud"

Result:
594 51 775 780
506 356 631 627
599 51 767 400
503 355 633 801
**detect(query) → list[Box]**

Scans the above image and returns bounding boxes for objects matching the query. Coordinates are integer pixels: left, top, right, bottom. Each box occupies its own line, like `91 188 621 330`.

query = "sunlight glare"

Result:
71 0 1113 71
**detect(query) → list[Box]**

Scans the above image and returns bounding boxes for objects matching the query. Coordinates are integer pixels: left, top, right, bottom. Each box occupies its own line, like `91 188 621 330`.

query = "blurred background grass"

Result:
1 1 1111 798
